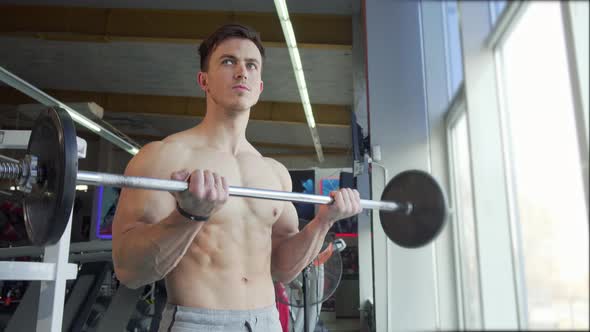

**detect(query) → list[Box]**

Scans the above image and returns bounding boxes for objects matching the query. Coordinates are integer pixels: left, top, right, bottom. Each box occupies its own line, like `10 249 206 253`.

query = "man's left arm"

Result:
269 161 361 284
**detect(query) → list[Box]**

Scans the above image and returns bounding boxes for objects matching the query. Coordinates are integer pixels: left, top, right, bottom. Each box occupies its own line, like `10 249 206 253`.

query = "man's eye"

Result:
247 63 258 70
222 59 235 65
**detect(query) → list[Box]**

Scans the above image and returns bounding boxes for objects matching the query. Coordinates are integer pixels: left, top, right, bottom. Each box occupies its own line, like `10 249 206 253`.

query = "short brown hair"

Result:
198 24 265 72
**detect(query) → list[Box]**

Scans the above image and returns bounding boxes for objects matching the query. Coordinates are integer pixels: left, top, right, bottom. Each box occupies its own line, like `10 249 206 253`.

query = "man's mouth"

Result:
233 84 250 91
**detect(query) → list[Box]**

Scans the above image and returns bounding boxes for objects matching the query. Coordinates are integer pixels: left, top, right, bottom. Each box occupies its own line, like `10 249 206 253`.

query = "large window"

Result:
446 95 482 329
489 1 508 25
443 0 463 98
495 2 589 329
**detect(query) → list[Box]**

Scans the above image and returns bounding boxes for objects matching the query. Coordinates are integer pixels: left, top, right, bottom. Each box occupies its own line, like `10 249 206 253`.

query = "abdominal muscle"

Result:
163 212 277 310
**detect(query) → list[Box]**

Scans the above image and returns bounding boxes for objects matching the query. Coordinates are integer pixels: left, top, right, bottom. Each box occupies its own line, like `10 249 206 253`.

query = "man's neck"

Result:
198 103 250 155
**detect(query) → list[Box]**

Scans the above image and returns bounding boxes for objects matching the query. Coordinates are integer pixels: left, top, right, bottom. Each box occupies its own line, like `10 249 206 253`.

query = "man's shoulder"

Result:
125 139 189 177
262 156 286 172
133 140 182 162
261 156 292 189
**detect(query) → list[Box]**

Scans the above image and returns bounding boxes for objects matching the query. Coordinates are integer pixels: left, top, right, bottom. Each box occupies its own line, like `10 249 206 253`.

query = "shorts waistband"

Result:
165 303 277 321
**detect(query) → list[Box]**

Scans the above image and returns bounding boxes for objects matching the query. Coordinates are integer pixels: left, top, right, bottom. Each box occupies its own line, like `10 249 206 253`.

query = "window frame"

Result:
492 16 531 329
561 1 589 214
457 1 523 328
442 0 464 99
492 2 589 329
457 0 589 328
445 84 485 330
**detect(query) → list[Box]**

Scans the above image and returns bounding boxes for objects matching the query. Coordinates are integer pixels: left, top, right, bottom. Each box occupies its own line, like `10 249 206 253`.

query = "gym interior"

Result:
0 1 588 331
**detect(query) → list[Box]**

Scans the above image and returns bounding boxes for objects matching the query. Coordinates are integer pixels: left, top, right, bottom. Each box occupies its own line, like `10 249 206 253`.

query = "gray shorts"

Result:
158 303 283 332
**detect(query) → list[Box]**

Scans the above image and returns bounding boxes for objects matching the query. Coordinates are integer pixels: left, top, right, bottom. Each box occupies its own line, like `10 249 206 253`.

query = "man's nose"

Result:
234 63 248 80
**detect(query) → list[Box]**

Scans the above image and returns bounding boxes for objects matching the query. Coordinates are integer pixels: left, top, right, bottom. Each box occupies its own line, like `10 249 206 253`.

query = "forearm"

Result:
272 217 332 283
113 210 204 289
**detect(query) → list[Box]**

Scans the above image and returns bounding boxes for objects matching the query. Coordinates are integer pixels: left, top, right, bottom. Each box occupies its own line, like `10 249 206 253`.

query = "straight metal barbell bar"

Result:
0 107 448 248
2 166 403 211
75 171 404 211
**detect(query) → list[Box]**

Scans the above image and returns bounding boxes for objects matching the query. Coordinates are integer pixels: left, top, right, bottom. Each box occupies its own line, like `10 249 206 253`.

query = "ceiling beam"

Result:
0 122 348 157
0 5 352 50
0 87 351 126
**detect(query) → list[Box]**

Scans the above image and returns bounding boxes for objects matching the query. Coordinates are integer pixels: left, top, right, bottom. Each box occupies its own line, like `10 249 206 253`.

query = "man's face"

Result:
198 38 264 112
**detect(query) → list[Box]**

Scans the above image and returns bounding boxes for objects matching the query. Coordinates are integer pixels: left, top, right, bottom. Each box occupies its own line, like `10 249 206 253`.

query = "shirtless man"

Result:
112 24 362 331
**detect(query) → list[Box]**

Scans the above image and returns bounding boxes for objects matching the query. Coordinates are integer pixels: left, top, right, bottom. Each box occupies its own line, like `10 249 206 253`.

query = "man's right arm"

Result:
111 140 229 289
110 142 201 289
112 203 204 289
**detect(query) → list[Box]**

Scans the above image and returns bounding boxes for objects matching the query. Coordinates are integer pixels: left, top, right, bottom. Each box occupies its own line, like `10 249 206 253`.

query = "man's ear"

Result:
197 72 208 92
259 80 264 93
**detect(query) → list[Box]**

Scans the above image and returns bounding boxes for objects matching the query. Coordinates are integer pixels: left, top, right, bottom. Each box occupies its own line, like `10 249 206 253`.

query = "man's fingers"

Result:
333 190 345 210
204 170 217 201
343 188 354 214
214 173 227 202
352 189 362 213
221 176 229 200
336 188 362 216
171 169 190 181
189 169 205 199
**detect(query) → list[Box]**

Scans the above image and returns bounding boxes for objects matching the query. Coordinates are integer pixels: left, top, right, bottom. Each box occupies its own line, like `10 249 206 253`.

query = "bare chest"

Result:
183 150 285 226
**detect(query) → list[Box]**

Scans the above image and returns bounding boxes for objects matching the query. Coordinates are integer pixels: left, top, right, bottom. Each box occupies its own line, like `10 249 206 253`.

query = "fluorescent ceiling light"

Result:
303 103 316 128
273 0 323 162
299 88 311 107
294 69 307 91
283 23 297 48
76 185 88 191
274 0 289 20
0 66 142 156
289 48 303 71
65 108 102 133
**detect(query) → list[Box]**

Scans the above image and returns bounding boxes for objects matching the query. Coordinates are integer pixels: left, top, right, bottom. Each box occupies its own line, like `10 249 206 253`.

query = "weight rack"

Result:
0 65 110 332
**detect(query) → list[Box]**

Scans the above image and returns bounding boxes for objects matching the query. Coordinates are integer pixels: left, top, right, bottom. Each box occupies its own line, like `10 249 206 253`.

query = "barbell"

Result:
0 107 448 248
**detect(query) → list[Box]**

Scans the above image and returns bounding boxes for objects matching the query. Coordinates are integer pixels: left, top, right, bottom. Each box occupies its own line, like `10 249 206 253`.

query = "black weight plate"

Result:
379 170 447 248
23 107 78 246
